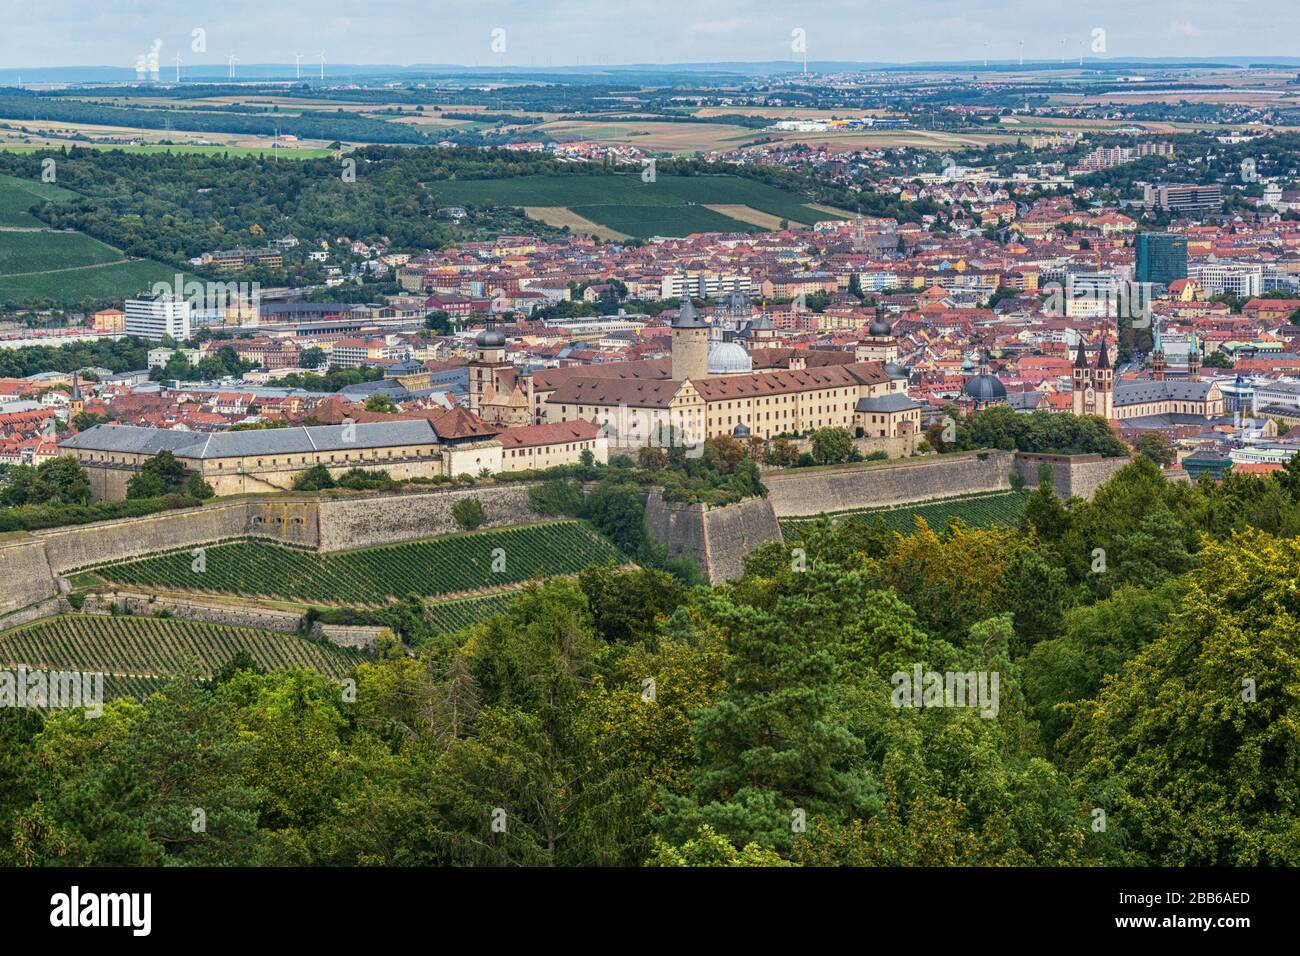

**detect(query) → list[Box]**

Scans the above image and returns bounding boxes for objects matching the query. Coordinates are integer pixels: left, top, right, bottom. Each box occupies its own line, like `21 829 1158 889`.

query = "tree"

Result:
809 427 854 465
451 496 486 531
1065 532 1300 865
658 570 879 851
125 451 190 499
292 465 336 491
186 474 216 500
1203 350 1233 369
1133 431 1174 467
767 437 799 467
30 457 92 506
364 395 400 414
647 825 793 866
528 479 584 517
124 471 167 500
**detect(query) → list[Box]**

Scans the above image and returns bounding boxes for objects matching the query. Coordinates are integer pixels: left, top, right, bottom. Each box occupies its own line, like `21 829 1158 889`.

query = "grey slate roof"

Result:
855 394 922 414
1006 391 1046 411
61 421 439 460
1115 379 1215 406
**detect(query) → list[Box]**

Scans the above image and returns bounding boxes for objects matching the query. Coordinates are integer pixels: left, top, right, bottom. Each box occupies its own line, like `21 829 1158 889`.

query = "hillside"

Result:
82 519 626 605
0 614 362 699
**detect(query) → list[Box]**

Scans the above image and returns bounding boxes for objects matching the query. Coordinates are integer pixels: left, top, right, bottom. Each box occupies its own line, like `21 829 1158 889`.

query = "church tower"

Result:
1072 333 1114 419
1150 318 1166 381
468 317 509 414
1071 336 1090 416
1187 332 1201 383
670 297 709 381
1094 333 1114 420
69 369 85 419
855 314 898 364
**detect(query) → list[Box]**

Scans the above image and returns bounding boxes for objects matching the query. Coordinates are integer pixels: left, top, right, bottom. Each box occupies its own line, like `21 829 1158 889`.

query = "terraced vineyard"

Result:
425 591 520 633
0 615 361 684
781 490 1031 537
89 520 625 605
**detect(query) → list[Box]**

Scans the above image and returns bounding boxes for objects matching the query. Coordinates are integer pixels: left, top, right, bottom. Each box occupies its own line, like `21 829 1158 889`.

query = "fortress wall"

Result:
0 538 57 617
79 591 305 633
35 501 257 573
644 489 708 576
644 489 783 583
701 496 784 583
1013 453 1131 500
762 451 1017 517
315 483 537 552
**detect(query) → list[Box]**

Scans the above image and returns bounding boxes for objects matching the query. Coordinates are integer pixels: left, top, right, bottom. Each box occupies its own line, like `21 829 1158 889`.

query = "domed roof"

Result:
868 317 892 337
963 357 1007 403
475 326 506 348
708 341 753 375
732 421 751 438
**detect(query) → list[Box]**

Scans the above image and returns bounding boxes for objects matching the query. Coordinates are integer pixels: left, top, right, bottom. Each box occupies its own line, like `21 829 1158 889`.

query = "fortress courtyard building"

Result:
60 420 496 500
531 299 909 449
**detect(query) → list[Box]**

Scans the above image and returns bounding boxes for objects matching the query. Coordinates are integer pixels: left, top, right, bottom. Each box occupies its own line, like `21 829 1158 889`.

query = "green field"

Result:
430 173 846 238
0 172 189 306
425 590 521 633
781 490 1031 537
0 172 79 226
0 230 123 275
0 257 190 308
88 521 626 605
0 614 361 688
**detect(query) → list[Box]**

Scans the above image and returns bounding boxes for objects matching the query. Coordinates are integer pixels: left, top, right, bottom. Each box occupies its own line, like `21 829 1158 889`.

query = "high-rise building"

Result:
1143 183 1221 213
124 293 193 341
1135 233 1188 286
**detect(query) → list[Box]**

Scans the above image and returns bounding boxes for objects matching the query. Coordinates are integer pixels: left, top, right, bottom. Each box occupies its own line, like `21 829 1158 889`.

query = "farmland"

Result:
781 490 1031 537
0 614 362 687
88 520 626 605
425 591 521 634
430 173 847 238
0 172 79 226
0 172 189 307
0 231 122 276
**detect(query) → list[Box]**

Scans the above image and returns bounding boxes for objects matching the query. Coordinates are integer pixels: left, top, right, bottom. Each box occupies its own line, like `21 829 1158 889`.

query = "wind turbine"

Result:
983 41 989 68
295 53 303 80
175 53 182 83
1018 40 1024 67
226 54 238 80
319 51 325 81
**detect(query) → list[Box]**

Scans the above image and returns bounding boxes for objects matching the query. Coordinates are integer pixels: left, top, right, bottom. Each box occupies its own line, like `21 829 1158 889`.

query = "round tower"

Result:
671 298 709 381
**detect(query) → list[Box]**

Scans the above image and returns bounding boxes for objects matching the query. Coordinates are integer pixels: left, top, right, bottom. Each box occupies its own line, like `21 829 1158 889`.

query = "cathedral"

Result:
1071 335 1114 419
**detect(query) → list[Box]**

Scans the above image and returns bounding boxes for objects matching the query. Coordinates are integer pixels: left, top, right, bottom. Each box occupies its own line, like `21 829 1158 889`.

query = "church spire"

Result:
1073 334 1089 368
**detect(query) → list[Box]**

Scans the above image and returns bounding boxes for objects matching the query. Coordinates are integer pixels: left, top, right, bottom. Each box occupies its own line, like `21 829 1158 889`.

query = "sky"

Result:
0 0 1295 70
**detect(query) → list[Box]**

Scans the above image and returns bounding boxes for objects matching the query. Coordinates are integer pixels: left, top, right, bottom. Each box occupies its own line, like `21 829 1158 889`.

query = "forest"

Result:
3 455 1298 866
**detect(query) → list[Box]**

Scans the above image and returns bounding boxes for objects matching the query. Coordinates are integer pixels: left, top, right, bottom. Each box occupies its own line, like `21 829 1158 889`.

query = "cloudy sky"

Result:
0 0 1293 69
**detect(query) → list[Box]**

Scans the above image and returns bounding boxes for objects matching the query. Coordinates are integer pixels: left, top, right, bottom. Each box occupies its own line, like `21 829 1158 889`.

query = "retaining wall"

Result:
762 451 1017 517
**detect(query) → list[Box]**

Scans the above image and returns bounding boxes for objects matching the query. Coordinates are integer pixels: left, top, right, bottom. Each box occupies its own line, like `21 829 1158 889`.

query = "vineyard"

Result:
781 490 1031 537
0 615 362 688
89 520 625 605
425 591 520 634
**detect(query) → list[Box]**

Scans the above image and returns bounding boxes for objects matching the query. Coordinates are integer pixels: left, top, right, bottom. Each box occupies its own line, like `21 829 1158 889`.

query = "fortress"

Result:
0 450 1130 629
